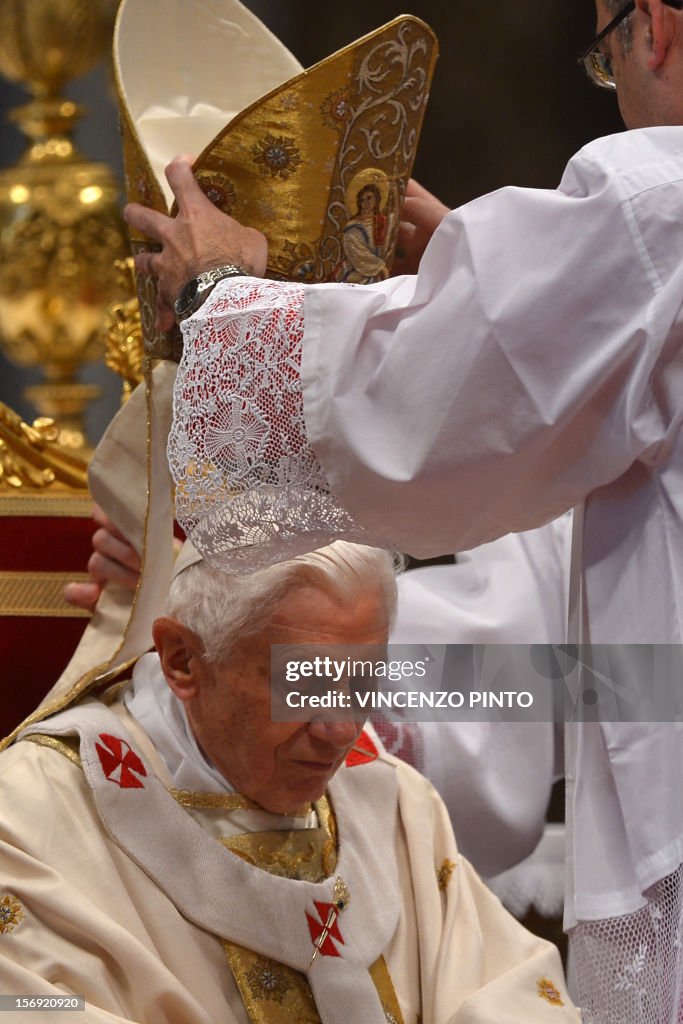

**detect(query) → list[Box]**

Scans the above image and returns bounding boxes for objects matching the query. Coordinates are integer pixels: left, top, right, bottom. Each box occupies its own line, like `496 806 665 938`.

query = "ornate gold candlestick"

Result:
0 0 129 453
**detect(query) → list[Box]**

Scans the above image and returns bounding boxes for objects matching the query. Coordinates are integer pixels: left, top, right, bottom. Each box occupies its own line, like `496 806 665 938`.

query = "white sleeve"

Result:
302 134 683 557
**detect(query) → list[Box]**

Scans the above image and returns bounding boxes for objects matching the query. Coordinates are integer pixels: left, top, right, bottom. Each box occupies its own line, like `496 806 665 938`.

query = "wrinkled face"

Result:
184 584 388 814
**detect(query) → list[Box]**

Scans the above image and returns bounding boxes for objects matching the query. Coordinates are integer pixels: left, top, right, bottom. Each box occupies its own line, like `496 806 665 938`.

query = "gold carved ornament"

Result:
102 258 145 403
0 0 130 453
0 401 88 493
0 401 91 618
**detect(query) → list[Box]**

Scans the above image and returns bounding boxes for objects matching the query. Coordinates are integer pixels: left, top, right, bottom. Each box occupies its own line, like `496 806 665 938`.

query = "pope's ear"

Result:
152 617 203 700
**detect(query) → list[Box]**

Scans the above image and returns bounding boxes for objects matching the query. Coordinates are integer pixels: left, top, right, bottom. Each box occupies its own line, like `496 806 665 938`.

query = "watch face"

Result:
175 267 245 320
177 278 200 314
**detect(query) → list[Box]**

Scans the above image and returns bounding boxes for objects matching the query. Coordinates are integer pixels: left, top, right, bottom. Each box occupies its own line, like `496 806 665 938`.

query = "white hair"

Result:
165 541 398 663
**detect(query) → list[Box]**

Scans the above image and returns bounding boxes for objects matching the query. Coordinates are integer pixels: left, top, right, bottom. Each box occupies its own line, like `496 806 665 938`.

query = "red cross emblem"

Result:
95 733 147 789
306 901 345 958
345 730 378 768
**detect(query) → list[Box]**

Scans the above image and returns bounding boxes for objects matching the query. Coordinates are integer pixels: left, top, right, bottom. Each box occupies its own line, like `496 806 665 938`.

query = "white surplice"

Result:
390 519 570 879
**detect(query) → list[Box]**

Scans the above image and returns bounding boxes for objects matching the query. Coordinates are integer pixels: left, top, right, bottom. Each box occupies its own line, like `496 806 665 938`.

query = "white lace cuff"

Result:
168 278 369 571
571 863 683 1023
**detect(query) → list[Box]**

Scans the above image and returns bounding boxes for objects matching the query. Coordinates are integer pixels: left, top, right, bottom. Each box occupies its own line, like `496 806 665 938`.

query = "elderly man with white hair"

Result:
0 539 576 1024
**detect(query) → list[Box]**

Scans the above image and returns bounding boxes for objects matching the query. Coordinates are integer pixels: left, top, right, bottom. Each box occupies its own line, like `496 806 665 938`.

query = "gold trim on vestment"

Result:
223 941 319 1023
20 733 82 768
218 796 335 875
369 958 406 1024
223 942 404 1024
0 571 91 618
170 789 262 811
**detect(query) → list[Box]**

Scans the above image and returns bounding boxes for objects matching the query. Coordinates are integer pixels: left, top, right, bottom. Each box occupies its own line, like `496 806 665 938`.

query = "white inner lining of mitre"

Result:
114 0 304 207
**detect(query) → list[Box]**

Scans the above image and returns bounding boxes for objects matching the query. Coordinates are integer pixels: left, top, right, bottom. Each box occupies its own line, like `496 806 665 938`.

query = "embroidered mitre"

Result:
113 0 438 356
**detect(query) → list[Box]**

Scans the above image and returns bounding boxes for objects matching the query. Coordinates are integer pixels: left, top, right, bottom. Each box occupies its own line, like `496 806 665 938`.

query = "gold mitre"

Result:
114 0 438 355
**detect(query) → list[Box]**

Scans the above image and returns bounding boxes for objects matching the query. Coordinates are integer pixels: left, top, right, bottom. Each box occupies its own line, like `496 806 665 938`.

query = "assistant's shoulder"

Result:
562 126 683 197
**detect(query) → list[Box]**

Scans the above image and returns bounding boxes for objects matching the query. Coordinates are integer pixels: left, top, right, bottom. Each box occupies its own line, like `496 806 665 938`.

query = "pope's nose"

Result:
306 716 362 749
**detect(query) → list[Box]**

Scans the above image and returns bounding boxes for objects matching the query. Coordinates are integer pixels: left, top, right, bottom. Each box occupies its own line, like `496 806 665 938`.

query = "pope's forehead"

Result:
269 583 389 640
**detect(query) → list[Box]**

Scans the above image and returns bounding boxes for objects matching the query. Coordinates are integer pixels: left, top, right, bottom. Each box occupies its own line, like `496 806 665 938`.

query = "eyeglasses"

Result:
578 0 683 90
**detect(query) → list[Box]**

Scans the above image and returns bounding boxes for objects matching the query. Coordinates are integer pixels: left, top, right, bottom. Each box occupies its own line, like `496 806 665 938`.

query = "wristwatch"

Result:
174 264 249 321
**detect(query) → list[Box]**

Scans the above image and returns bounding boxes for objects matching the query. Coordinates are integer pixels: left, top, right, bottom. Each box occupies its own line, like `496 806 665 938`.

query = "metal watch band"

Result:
202 264 249 285
174 264 250 321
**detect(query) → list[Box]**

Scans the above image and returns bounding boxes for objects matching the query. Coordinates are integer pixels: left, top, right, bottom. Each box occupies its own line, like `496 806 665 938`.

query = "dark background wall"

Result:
0 1 622 441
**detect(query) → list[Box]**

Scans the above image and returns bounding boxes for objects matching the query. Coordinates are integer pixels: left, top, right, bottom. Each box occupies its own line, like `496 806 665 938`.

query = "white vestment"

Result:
0 674 577 1024
168 125 683 1021
390 520 569 879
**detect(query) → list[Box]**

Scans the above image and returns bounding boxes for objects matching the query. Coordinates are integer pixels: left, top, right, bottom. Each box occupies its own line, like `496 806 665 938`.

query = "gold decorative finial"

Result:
0 401 88 491
103 258 145 403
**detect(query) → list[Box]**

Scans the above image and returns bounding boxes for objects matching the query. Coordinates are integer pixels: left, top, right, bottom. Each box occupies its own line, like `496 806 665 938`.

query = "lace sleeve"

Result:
168 278 370 571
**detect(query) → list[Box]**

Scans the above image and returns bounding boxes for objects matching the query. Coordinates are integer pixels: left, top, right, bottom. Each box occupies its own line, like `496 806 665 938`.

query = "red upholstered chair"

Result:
0 406 95 737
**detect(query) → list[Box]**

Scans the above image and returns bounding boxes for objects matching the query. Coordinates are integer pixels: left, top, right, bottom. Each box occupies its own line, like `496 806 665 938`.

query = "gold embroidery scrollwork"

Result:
311 19 437 285
0 894 24 934
169 789 261 811
437 858 457 892
221 830 329 882
245 957 292 1003
224 941 319 1024
225 943 404 1024
537 977 565 1007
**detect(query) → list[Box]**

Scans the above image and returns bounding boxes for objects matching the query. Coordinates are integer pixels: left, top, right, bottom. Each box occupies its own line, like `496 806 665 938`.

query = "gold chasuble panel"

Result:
219 799 405 1024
